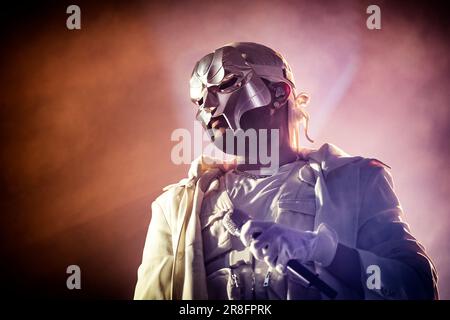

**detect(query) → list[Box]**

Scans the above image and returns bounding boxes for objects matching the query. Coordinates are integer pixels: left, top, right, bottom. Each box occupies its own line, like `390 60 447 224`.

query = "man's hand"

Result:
240 220 339 274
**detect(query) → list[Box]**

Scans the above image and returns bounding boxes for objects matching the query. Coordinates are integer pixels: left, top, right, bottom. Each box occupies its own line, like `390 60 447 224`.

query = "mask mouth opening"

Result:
206 114 231 142
207 114 230 130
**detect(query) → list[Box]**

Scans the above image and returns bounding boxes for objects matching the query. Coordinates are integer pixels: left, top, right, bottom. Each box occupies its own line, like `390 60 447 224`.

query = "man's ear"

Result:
271 82 291 109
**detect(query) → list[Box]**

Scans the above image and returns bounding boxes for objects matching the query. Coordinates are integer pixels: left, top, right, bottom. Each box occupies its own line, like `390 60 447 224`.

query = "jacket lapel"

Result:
302 143 362 245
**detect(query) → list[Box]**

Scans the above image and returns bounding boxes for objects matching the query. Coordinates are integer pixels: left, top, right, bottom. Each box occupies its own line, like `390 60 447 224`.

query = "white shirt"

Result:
201 159 319 299
224 160 307 221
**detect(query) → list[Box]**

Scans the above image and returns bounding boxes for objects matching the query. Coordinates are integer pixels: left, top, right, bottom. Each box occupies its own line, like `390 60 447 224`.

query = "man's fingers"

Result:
275 264 286 274
275 247 290 274
252 224 278 250
240 220 274 246
250 239 267 260
264 251 279 269
253 238 269 251
251 235 280 264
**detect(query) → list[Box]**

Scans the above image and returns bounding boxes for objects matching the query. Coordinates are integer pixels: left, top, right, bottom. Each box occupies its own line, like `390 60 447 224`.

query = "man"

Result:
134 42 438 299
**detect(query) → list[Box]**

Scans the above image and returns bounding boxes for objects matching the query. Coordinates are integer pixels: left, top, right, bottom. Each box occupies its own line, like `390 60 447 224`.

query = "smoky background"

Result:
0 0 448 299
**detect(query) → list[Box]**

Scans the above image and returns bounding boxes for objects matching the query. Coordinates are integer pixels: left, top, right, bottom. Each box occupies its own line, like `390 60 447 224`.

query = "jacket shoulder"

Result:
327 157 394 196
153 183 184 211
348 157 390 171
307 143 390 176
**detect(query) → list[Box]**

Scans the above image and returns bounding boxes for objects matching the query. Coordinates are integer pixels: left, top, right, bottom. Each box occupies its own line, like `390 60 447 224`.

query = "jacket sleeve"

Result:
356 163 438 299
134 199 174 299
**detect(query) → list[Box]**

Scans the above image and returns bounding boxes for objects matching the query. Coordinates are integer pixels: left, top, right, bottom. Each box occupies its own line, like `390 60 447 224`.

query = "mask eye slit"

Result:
218 75 239 91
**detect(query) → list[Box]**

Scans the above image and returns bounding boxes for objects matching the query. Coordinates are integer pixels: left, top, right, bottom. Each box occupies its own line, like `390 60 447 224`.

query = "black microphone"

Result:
222 209 338 299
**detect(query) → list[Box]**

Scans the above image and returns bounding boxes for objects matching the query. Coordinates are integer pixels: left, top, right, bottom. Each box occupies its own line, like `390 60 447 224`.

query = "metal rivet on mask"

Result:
275 86 285 98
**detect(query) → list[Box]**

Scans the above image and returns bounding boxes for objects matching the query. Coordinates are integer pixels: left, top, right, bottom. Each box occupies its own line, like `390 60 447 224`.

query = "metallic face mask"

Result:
189 42 296 141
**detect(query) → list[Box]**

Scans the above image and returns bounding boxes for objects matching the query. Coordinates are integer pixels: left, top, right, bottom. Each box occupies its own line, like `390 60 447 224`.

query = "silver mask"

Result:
189 42 297 141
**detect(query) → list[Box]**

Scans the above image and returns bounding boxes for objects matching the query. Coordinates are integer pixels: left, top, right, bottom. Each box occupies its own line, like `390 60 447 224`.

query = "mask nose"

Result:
203 89 219 116
196 100 217 130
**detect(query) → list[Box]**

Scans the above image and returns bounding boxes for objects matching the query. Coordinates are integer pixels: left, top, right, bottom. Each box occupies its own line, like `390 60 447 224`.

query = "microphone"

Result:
222 209 338 299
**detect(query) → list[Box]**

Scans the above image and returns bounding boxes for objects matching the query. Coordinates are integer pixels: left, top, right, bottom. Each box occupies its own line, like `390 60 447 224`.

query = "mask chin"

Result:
210 129 236 155
238 105 273 131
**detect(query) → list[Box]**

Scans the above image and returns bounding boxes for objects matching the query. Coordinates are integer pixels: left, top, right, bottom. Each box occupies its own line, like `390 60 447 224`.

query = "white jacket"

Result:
134 143 438 299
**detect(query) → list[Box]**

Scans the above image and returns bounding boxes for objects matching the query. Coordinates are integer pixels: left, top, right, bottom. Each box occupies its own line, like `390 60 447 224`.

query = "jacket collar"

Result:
183 143 360 184
300 143 362 177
